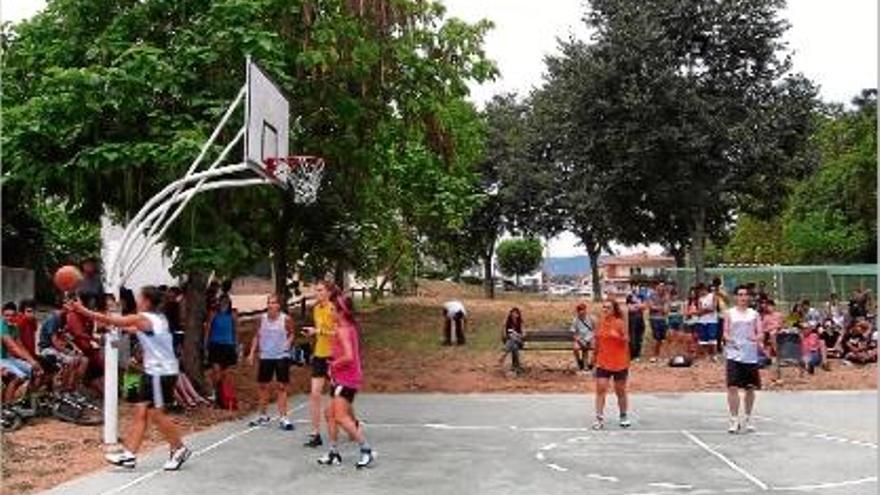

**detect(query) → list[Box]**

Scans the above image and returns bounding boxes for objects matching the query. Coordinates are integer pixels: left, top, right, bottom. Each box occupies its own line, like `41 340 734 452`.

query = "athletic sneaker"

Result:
163 445 192 471
728 416 740 434
280 418 295 431
304 433 323 448
619 415 632 428
649 357 658 363
105 450 136 468
248 415 270 427
743 416 756 433
356 448 374 469
591 417 605 430
317 450 342 466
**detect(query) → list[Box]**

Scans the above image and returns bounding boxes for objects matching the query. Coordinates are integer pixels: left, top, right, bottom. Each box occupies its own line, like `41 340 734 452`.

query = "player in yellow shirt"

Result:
303 280 336 447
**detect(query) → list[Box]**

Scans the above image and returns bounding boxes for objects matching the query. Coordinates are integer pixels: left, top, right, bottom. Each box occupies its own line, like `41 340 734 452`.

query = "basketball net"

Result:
265 156 325 204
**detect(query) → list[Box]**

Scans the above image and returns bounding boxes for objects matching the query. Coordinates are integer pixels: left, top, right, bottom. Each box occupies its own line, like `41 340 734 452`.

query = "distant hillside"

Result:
543 256 590 277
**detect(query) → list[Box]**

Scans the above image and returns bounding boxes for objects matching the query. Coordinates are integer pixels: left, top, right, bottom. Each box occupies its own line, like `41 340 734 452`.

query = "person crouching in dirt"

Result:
442 300 467 346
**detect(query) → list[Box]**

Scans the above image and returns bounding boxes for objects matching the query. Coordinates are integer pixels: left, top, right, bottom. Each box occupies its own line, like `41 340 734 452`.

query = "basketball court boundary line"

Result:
97 403 306 495
681 430 769 491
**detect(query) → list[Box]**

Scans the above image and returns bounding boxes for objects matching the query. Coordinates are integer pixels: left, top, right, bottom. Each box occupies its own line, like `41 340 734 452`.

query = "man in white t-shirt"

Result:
442 300 467 346
723 285 765 434
697 284 720 361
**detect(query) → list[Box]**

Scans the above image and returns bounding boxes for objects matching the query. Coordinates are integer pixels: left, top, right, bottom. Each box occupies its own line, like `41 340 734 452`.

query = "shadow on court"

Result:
45 392 877 495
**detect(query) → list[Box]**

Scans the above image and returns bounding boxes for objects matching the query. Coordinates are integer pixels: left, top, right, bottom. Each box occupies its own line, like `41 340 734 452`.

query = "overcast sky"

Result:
5 0 877 258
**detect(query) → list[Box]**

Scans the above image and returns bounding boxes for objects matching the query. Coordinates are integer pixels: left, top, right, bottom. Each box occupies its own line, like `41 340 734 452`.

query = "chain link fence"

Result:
665 264 877 308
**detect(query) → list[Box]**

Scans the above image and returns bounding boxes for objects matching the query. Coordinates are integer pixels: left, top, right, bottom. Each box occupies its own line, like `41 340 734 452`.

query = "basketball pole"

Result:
103 75 272 446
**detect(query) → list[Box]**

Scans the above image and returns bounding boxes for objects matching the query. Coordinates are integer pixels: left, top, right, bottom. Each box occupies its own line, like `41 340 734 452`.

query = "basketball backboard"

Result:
245 57 290 187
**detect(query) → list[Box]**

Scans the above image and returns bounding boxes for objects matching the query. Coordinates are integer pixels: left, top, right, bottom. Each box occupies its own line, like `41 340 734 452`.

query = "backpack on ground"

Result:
668 355 693 368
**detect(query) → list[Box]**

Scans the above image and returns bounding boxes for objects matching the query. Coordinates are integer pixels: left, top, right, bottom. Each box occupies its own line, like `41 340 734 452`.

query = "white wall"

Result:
101 216 178 293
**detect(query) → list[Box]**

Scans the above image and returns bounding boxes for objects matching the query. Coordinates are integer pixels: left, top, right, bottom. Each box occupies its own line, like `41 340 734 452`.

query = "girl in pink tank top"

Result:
317 292 373 469
330 317 362 389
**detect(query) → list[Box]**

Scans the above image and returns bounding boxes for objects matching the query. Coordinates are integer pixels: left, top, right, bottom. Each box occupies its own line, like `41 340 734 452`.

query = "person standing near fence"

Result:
723 285 764 434
626 292 645 361
647 283 670 363
697 284 720 361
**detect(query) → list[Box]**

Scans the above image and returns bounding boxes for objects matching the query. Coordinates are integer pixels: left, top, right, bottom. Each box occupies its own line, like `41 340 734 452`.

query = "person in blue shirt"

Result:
204 294 238 403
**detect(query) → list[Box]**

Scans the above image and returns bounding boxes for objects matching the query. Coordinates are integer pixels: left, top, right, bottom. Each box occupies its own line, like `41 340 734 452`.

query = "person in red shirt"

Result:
592 298 631 430
14 299 38 356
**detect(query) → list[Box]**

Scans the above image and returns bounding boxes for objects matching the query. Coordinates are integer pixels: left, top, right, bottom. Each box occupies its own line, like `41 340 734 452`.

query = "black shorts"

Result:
37 355 61 375
311 357 329 378
650 318 668 341
135 374 178 409
208 343 237 368
595 367 629 381
257 358 290 384
329 383 358 403
726 360 761 389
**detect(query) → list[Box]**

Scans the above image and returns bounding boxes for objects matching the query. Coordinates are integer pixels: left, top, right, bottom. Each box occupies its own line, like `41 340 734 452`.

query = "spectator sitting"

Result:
500 307 524 375
14 299 38 356
760 300 784 356
1 303 44 401
442 300 467 346
38 309 89 392
841 319 877 365
819 320 843 358
801 324 828 374
571 303 595 373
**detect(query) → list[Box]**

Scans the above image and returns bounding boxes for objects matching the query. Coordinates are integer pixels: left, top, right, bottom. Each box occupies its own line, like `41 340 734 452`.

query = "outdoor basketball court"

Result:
47 391 876 495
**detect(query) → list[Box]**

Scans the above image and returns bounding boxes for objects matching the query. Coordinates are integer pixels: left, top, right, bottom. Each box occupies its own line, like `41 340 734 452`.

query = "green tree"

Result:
782 90 877 263
2 0 494 383
579 0 818 282
496 238 543 287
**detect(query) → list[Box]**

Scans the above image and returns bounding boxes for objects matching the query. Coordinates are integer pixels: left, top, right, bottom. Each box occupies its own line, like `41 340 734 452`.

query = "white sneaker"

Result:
105 450 136 468
280 418 295 431
649 357 658 363
743 416 756 433
356 448 374 469
163 445 192 471
591 417 605 430
728 416 740 434
248 415 270 427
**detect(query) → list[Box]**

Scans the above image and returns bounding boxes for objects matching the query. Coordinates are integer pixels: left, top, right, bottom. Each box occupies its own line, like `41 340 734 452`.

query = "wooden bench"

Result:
521 329 574 351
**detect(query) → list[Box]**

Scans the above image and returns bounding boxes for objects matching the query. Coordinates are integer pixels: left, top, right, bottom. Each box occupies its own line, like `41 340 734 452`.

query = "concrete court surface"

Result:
46 391 877 495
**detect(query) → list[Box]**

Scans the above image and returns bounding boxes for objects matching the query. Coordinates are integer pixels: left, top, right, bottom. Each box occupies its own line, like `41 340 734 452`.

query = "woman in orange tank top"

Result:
593 298 631 430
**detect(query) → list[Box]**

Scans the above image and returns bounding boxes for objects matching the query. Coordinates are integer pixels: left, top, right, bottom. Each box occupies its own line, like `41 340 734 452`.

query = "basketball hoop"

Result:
264 156 326 204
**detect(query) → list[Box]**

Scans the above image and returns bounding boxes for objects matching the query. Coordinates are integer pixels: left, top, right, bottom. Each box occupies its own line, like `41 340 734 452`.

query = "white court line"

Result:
681 430 769 491
772 477 878 492
99 403 306 495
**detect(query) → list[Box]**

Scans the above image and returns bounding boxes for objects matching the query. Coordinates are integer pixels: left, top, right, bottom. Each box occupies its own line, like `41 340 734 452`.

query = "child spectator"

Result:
801 325 828 374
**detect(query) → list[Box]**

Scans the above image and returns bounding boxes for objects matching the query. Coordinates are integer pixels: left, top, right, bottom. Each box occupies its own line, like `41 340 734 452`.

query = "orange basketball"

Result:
53 265 83 292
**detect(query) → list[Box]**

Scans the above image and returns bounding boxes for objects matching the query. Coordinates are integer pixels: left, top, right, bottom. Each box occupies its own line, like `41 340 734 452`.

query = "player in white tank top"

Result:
247 294 296 429
67 286 190 471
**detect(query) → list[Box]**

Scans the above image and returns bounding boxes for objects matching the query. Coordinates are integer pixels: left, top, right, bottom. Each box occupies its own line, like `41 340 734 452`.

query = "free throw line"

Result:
681 430 769 491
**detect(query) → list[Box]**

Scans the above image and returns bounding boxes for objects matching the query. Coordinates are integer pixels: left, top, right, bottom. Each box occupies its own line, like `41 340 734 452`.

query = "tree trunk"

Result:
334 262 346 288
272 201 293 311
585 241 602 302
182 271 207 390
669 243 686 268
482 245 495 299
690 205 707 283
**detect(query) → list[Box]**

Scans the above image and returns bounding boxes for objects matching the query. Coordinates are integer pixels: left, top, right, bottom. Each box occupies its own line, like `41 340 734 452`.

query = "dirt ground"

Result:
3 282 876 494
